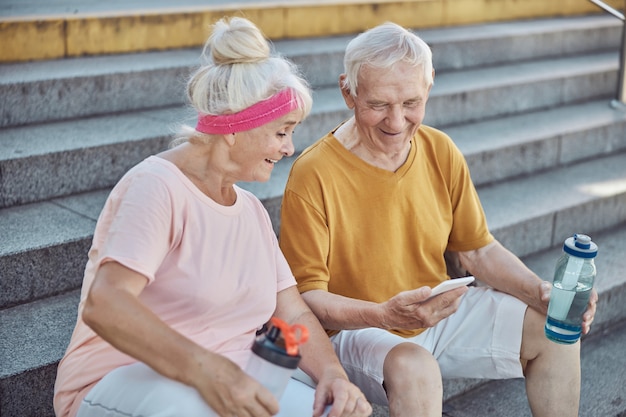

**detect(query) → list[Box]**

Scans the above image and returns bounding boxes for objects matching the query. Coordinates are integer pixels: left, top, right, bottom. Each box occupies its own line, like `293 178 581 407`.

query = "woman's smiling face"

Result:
231 108 302 183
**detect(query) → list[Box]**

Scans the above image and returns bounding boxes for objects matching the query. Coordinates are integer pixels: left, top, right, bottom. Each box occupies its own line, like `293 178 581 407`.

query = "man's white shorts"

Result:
330 286 528 405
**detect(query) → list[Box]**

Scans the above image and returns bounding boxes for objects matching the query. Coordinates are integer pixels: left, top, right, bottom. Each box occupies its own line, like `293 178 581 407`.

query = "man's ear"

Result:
339 74 355 109
429 69 435 93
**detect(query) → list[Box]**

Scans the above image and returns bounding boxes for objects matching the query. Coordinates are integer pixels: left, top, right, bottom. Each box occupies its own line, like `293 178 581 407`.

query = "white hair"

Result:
341 22 433 96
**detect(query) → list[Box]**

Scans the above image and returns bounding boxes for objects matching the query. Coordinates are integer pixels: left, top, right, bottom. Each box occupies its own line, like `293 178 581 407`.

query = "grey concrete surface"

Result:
425 52 619 128
0 109 176 207
449 99 626 185
0 201 95 309
0 50 196 128
479 152 626 257
0 291 81 417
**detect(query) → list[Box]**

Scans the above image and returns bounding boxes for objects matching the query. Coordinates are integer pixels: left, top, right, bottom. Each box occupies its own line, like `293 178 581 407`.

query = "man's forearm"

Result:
458 240 546 312
301 289 385 331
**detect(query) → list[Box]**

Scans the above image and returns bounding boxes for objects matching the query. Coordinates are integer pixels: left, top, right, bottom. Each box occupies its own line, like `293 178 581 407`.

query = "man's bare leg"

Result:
383 343 443 417
521 307 581 417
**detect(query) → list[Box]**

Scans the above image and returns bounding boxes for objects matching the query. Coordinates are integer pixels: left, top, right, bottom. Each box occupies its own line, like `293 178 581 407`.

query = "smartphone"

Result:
429 276 475 298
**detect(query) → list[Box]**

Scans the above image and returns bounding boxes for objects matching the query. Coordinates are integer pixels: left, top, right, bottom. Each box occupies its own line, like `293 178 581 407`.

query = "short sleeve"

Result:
95 170 176 283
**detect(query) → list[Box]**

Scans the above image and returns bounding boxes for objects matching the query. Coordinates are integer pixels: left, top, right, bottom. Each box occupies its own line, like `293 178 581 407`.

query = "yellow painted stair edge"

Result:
1 0 622 63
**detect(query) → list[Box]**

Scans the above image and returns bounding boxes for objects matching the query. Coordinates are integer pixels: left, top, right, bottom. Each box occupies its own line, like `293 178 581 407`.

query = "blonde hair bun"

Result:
206 17 270 65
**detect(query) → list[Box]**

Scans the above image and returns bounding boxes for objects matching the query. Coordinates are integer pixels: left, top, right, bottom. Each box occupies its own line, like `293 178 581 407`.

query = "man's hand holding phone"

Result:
428 276 475 298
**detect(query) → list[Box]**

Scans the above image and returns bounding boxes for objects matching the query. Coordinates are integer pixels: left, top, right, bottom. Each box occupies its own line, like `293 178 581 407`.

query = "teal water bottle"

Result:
544 234 598 344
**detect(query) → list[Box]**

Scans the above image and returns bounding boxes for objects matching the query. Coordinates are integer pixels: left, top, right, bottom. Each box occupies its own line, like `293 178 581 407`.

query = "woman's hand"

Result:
273 287 372 416
313 373 372 417
192 353 279 417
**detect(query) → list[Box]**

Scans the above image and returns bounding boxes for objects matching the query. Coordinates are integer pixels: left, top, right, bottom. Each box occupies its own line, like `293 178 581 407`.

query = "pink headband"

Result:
196 89 299 134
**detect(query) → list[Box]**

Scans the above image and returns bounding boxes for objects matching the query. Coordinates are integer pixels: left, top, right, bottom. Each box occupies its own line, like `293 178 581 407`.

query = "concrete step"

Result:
0 50 197 128
0 291 80 417
480 150 626 259
425 51 618 127
447 99 626 186
0 107 179 208
4 223 625 417
1 15 620 128
0 190 107 310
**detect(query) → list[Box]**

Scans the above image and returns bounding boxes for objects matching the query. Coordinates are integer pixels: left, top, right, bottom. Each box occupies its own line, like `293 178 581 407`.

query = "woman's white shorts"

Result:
77 361 323 417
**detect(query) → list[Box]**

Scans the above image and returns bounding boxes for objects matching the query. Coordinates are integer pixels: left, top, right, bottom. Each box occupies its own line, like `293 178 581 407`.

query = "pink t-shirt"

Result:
53 156 296 417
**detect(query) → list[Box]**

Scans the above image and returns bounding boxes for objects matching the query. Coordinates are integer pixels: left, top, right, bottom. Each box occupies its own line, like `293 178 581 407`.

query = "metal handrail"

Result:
589 0 626 109
590 0 625 20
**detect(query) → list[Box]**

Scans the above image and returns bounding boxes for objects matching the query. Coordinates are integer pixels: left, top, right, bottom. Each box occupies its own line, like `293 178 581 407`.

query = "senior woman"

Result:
53 17 371 417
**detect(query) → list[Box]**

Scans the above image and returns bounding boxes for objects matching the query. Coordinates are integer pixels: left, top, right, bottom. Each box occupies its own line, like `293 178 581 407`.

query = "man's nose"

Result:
386 106 405 131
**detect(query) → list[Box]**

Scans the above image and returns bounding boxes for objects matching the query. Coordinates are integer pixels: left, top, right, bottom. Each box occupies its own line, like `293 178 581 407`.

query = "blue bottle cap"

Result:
563 234 598 259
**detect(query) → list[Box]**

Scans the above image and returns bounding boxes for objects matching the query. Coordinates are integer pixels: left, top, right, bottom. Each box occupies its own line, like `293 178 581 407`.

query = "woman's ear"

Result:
339 74 355 109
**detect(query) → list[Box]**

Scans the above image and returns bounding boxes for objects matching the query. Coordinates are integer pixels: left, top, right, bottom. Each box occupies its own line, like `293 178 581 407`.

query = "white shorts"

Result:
330 286 528 405
77 361 324 417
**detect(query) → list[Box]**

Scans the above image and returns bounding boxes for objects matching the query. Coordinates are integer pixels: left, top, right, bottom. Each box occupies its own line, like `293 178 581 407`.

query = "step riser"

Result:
427 22 621 71
0 135 172 208
0 240 90 310
0 67 190 129
466 119 626 186
492 194 626 259
425 68 618 128
1 364 57 417
481 150 626 258
1 290 81 417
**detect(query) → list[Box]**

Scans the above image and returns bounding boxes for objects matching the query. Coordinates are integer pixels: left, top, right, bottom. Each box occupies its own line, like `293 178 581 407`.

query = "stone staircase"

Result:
2 6 626 417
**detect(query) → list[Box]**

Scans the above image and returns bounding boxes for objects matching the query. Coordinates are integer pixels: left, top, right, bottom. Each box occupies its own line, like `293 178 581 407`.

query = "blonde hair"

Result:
342 22 433 96
175 17 312 143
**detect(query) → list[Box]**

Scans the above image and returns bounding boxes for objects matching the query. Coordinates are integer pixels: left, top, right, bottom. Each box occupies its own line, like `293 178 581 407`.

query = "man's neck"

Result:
334 119 412 172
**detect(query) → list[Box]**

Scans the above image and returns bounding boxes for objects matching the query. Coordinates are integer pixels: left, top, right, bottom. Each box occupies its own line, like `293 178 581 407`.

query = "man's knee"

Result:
521 307 580 365
382 342 442 406
383 343 441 384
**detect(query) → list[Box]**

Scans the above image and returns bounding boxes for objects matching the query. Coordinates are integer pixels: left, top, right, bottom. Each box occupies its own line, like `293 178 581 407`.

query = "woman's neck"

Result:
158 142 237 206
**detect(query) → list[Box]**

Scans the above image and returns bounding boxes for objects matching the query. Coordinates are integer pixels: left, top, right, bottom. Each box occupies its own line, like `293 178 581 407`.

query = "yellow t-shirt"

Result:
279 124 493 337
